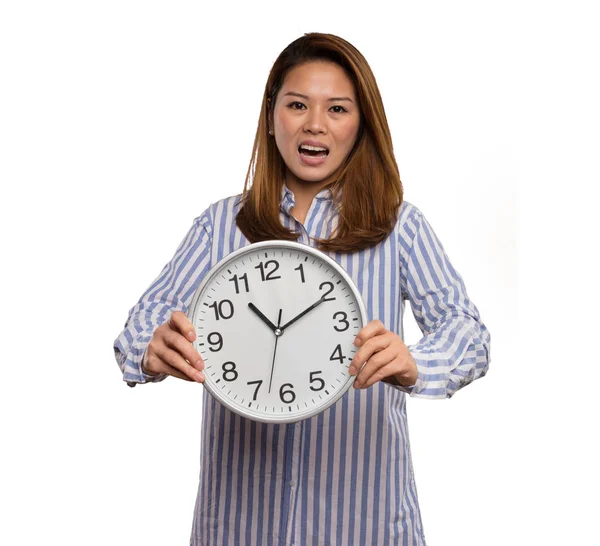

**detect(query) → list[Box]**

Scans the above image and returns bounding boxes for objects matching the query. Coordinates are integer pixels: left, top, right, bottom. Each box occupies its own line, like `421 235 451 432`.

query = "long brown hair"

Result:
236 32 403 252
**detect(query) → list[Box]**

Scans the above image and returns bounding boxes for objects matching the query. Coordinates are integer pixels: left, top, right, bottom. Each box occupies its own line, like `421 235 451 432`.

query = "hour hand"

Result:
248 302 278 333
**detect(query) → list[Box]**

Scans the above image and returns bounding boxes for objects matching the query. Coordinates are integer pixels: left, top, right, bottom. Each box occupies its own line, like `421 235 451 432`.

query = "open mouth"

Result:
298 144 329 158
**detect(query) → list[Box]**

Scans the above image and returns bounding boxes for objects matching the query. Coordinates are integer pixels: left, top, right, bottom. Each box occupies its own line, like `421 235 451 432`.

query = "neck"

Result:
285 178 329 225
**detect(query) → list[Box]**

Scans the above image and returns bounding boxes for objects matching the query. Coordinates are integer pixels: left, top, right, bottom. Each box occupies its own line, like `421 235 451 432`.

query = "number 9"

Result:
208 332 223 352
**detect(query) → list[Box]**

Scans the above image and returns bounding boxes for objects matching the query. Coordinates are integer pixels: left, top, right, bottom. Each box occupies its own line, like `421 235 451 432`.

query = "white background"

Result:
1 1 597 544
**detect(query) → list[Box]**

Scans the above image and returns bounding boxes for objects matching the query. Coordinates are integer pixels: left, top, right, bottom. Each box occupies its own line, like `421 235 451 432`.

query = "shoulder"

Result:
396 200 427 238
192 194 244 232
395 200 447 258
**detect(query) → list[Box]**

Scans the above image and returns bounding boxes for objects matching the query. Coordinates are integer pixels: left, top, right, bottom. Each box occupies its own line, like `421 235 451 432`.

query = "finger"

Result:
163 330 204 371
144 350 193 381
152 345 205 383
169 310 197 341
157 361 195 382
354 346 398 386
353 319 386 348
355 362 400 389
349 332 393 375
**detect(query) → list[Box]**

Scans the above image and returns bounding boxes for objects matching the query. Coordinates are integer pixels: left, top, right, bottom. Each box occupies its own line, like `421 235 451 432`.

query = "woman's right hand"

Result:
142 311 205 382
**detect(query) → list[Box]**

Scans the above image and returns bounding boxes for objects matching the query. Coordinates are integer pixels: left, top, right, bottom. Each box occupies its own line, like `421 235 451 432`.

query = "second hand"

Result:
268 309 283 394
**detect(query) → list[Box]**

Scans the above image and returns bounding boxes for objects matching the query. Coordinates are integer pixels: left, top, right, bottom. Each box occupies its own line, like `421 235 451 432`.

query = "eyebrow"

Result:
283 91 354 103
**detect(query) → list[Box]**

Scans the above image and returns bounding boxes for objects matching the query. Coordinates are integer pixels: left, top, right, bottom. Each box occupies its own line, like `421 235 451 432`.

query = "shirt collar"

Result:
280 184 296 215
280 183 333 214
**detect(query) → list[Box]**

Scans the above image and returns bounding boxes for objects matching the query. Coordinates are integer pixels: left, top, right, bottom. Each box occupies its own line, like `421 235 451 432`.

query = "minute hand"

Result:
280 296 326 332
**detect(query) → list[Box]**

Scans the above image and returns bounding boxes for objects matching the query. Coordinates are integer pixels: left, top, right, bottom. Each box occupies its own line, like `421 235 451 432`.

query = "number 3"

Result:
333 311 349 332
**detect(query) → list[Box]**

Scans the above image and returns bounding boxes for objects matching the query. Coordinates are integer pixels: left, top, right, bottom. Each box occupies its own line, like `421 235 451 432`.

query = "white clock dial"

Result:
187 240 367 424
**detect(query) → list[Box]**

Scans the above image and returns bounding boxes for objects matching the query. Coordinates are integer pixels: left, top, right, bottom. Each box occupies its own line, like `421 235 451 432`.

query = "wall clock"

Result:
187 240 367 423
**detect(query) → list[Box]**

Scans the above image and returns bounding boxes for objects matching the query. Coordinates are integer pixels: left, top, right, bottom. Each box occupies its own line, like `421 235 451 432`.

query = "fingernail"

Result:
353 337 362 347
188 331 196 341
195 371 205 382
348 366 356 375
196 359 203 370
354 381 361 389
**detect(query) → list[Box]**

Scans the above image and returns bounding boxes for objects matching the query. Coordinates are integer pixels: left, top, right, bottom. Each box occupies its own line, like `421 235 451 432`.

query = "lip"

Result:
299 139 329 150
297 140 330 167
297 149 329 166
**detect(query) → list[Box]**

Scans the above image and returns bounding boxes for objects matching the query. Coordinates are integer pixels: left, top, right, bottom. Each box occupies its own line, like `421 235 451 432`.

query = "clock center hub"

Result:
275 328 283 337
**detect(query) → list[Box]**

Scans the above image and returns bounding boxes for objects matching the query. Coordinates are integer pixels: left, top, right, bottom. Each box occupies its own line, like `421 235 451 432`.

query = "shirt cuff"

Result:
125 339 168 387
387 370 426 395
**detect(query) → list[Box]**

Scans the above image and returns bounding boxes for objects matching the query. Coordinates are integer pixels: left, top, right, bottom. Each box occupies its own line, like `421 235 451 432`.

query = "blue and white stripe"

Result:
114 185 491 545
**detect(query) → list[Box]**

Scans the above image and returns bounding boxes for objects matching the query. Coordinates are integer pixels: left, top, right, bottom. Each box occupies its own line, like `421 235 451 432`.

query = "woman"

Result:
114 32 491 545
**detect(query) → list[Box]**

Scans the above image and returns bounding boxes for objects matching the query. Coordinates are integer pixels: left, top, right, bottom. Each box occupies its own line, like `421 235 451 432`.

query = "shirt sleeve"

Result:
396 204 491 399
113 209 214 387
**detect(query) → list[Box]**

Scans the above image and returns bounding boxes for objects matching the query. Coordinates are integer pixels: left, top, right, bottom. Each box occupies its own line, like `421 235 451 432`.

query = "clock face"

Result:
187 240 367 423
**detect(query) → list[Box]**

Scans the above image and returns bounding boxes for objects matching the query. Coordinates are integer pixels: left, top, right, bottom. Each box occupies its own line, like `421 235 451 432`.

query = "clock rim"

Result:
187 239 368 424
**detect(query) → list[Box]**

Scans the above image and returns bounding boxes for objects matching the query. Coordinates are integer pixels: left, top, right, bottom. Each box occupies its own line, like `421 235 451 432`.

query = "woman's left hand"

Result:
349 320 418 389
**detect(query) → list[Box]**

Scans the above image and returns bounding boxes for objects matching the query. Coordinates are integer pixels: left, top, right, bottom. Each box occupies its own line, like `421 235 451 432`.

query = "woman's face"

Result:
271 61 361 191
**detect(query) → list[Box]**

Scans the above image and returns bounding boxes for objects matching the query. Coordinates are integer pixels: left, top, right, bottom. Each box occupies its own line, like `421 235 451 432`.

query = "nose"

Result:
303 107 327 134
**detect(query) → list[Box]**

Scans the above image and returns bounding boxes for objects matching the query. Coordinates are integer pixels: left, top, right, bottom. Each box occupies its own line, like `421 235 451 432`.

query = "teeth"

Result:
299 145 328 152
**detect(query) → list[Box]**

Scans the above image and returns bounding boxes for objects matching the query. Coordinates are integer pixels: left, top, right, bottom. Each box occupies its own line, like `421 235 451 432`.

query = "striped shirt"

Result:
114 185 491 545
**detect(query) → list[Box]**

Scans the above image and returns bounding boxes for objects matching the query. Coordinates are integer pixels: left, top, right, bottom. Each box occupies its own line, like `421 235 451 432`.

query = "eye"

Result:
330 105 348 114
288 101 306 110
